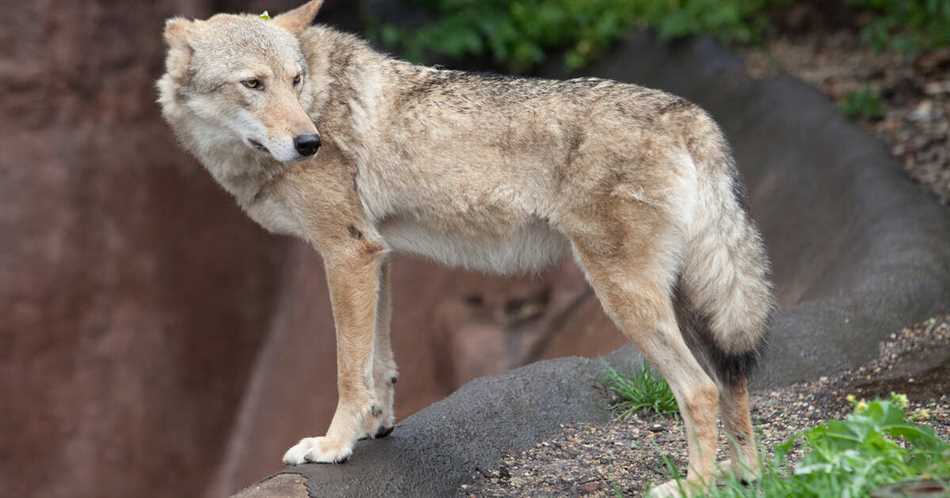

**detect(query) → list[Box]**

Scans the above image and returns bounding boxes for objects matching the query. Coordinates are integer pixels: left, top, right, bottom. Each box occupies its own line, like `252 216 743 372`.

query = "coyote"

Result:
157 2 772 496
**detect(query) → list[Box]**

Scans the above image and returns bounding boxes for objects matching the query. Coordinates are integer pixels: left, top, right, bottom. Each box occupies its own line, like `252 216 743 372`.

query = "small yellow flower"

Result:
846 394 857 404
856 400 868 412
260 11 271 21
911 409 930 421
891 393 909 409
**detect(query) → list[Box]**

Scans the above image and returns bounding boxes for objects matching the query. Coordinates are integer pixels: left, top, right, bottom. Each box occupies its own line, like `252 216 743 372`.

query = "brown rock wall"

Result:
0 1 286 497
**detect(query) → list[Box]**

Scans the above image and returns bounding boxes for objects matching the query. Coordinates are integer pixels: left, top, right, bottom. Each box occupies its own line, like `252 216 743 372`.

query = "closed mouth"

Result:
248 139 268 152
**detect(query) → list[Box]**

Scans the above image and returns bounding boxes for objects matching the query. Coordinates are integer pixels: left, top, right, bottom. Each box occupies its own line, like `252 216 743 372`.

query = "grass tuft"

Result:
603 364 679 418
840 87 886 121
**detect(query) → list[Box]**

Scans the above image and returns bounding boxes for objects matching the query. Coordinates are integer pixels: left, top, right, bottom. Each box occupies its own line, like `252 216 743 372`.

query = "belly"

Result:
379 218 568 274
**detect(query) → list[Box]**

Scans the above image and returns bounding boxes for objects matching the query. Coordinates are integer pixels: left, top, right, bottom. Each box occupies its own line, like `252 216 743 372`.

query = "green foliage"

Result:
377 0 950 72
849 0 950 52
840 87 885 121
699 394 950 498
603 364 678 417
380 0 787 73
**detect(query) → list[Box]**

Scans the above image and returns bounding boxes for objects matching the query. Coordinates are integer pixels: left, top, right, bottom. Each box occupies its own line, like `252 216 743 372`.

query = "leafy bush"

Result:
379 0 788 73
840 87 885 121
700 394 950 498
849 0 950 52
377 1 950 72
603 364 679 417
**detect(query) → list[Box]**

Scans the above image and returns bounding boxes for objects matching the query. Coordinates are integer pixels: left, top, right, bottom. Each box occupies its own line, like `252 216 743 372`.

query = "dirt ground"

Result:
741 8 950 205
459 316 950 497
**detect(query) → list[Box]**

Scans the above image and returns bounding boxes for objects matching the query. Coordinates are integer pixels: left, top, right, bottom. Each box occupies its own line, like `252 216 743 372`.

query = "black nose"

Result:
293 134 321 156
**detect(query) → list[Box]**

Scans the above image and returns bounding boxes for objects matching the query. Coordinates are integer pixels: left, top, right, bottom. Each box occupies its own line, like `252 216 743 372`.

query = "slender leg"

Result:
283 252 383 464
361 259 398 438
572 239 719 498
719 378 759 481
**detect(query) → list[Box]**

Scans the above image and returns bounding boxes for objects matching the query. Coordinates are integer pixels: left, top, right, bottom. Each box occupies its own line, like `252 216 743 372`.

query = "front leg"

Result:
283 248 386 465
360 260 398 439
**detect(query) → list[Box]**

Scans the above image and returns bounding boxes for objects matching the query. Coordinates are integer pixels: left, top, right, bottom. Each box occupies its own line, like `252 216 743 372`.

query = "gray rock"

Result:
286 356 636 497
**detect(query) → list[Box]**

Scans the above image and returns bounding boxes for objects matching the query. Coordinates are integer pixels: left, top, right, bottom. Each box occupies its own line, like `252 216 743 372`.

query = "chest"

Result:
243 195 304 237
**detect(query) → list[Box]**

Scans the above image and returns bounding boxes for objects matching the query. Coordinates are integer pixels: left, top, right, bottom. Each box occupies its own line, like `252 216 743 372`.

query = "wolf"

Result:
157 2 773 496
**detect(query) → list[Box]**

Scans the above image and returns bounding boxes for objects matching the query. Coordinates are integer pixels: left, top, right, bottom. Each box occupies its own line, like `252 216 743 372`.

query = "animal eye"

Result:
293 74 302 86
241 79 263 90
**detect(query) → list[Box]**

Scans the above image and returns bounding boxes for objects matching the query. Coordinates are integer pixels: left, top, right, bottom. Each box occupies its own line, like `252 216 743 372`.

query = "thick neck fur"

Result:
300 27 390 183
157 25 389 209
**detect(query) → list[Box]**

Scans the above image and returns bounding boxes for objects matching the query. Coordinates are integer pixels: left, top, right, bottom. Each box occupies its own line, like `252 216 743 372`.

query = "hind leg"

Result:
571 238 719 498
718 378 758 481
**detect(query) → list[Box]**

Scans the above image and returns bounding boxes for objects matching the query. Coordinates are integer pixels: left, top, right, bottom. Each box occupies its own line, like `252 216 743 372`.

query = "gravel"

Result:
742 30 950 204
459 315 950 497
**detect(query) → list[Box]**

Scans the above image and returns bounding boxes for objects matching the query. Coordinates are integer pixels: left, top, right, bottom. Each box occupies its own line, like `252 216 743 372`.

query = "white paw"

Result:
359 401 395 439
362 372 396 439
282 436 353 465
717 458 759 482
647 479 693 498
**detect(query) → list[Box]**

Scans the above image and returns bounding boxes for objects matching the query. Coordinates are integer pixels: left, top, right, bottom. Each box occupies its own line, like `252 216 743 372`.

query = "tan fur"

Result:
719 378 759 479
157 2 774 496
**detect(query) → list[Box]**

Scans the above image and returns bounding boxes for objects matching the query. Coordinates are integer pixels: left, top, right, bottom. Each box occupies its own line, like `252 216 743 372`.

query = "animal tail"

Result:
676 111 774 387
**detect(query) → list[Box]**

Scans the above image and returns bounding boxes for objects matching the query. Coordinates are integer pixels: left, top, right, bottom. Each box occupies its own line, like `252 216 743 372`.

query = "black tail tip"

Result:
712 348 760 386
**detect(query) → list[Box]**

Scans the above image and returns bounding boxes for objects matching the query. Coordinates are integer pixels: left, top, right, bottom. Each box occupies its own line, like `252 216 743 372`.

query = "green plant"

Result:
698 393 950 498
603 364 678 417
379 0 788 73
849 0 950 52
840 87 885 121
609 479 625 498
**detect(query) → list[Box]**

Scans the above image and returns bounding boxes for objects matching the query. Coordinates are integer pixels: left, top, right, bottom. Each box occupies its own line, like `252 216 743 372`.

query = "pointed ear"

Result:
272 0 323 34
163 18 196 81
163 17 194 49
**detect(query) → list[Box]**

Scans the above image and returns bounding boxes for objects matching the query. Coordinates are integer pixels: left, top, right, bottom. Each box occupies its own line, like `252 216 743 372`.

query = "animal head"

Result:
158 1 324 164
